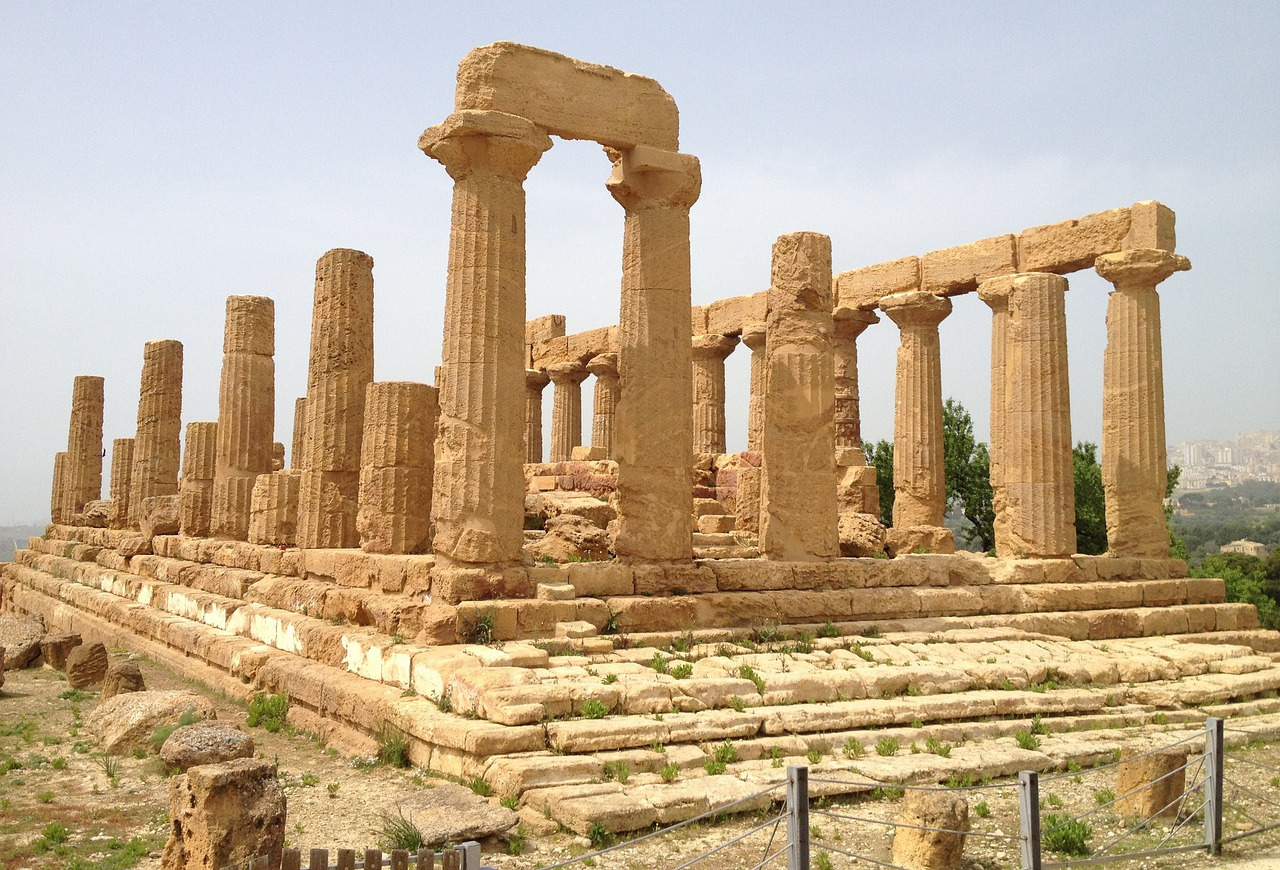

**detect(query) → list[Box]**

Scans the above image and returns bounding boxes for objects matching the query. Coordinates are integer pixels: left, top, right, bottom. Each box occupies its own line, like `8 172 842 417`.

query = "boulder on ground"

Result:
525 491 615 530
66 641 109 688
160 721 254 771
0 614 45 670
839 512 888 558
380 781 517 847
102 658 146 699
41 633 83 671
162 757 285 870
892 789 969 870
139 494 181 538
525 514 611 563
87 689 217 755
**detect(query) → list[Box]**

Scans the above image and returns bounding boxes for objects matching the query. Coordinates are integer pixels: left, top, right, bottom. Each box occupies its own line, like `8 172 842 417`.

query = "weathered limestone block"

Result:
760 232 838 561
88 690 218 755
129 340 184 527
271 441 285 471
0 614 45 670
921 235 1017 296
421 109 551 566
891 790 969 870
102 659 147 699
691 333 739 455
526 515 611 563
1115 750 1187 820
212 296 275 540
248 471 301 547
358 381 438 555
1123 200 1176 252
840 512 887 558
40 632 82 670
160 722 255 771
77 499 109 528
140 495 181 539
832 309 878 451
587 353 619 458
1017 207 1131 273
66 641 109 688
524 369 550 463
835 256 921 311
180 422 218 538
65 375 105 516
547 361 589 462
704 292 766 336
161 757 285 870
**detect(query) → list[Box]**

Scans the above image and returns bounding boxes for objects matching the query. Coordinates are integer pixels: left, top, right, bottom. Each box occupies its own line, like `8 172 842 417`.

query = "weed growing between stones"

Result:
875 737 899 757
374 723 411 768
602 761 630 783
581 699 609 719
246 692 289 732
377 807 426 851
1015 730 1041 751
462 609 496 644
660 762 680 782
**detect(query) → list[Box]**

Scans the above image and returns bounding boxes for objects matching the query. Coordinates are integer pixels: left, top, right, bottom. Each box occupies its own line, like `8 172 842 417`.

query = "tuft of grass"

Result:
300 772 319 787
770 747 785 769
924 735 952 758
843 737 864 759
462 609 496 645
1015 731 1041 751
506 824 527 856
875 737 899 757
1030 714 1049 736
815 850 834 870
1042 814 1091 857
377 807 426 851
36 789 55 804
660 762 680 783
468 777 493 797
151 708 202 753
375 723 412 768
818 621 840 639
588 821 612 849
729 695 747 713
247 692 289 733
975 801 991 818
327 782 340 797
602 673 618 685
1094 788 1115 805
670 662 693 680
58 689 92 702
500 795 519 810
650 651 669 674
602 761 631 784
806 748 822 765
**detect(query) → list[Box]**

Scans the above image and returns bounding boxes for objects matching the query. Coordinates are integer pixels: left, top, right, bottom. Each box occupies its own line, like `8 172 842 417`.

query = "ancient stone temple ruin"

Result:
5 43 1279 837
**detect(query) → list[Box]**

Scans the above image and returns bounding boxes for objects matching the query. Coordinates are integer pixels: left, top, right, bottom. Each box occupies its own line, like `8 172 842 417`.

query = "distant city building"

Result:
1220 539 1271 558
1171 430 1280 489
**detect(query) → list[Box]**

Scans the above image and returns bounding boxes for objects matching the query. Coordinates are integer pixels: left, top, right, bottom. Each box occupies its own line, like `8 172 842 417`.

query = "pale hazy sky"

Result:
2 2 1277 524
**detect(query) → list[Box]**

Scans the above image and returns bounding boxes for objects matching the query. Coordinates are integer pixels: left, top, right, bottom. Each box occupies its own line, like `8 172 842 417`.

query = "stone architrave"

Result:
65 375 104 516
982 273 1076 557
524 369 549 463
546 361 588 462
211 296 275 541
248 471 301 547
107 438 135 530
880 290 955 553
129 340 183 527
180 422 217 537
50 451 68 524
290 397 307 469
297 249 375 550
586 352 619 459
691 333 739 455
1095 249 1191 557
740 323 766 452
358 381 438 554
420 110 551 565
759 232 839 561
607 145 701 562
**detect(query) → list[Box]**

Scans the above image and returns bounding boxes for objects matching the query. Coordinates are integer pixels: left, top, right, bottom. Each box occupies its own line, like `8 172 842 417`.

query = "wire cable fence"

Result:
1221 723 1280 849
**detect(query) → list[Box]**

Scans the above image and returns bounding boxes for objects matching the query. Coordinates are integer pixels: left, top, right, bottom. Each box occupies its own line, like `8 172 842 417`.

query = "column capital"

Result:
585 352 618 379
525 368 550 390
419 110 552 182
879 290 952 329
606 145 701 211
979 272 1069 308
741 322 766 352
1095 249 1191 290
546 360 588 385
833 307 879 339
692 332 739 361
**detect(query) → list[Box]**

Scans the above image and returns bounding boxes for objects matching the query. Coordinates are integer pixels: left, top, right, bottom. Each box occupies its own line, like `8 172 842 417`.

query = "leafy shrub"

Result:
875 737 899 757
1042 813 1091 856
581 699 609 719
1015 730 1041 751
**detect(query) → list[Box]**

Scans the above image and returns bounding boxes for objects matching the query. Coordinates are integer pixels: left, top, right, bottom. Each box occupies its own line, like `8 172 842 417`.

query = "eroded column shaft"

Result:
107 438 135 530
741 324 766 453
180 421 217 537
547 361 587 462
979 281 1011 552
290 397 307 469
51 452 68 524
524 370 549 463
129 340 184 527
358 381 438 554
587 353 619 459
691 334 738 455
249 470 301 547
65 375 104 516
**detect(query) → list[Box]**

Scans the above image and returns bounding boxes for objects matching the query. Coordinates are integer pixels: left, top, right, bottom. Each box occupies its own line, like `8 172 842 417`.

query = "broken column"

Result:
760 231 839 561
607 145 701 562
546 361 588 462
586 352 619 459
297 249 375 549
248 471 300 547
129 340 184 528
358 381 438 554
981 273 1076 558
420 110 551 565
65 375 104 517
50 452 68 524
524 369 549 463
107 438 135 530
1095 248 1190 557
691 333 738 455
179 422 217 538
211 297 275 541
741 323 766 452
880 290 955 554
290 397 307 469
833 309 880 518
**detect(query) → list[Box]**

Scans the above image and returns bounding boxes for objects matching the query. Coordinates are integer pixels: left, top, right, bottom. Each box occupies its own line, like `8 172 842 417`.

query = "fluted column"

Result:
741 323 766 452
420 111 551 565
64 375 104 517
358 381 438 554
607 145 701 562
297 249 375 549
832 311 877 451
982 273 1075 557
1095 249 1191 557
107 438 135 530
290 397 307 469
51 452 68 524
760 232 839 561
129 340 183 527
978 278 1012 553
880 290 954 553
546 361 588 462
584 353 618 460
691 334 739 455
180 422 217 537
211 296 275 540
524 369 550 463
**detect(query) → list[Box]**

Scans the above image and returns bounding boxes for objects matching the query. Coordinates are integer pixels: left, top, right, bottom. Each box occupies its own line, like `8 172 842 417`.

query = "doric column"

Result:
249 471 301 547
586 353 620 459
978 278 1012 553
420 110 551 565
51 452 68 524
64 375 104 517
129 339 183 528
760 232 839 561
180 422 217 537
546 361 588 462
691 334 739 455
607 145 701 562
107 438 134 530
211 296 275 540
524 369 549 463
880 290 955 553
832 311 878 451
981 273 1075 557
741 323 766 452
1095 249 1191 557
358 381 438 554
290 397 307 469
297 249 374 549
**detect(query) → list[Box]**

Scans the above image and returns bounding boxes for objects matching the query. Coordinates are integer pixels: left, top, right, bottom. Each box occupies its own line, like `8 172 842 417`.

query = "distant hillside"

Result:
0 525 47 563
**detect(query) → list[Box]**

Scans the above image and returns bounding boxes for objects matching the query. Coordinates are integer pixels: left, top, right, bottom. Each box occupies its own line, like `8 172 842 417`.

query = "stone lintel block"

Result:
629 564 716 597
571 446 609 461
835 256 921 310
920 235 1017 296
1016 207 1131 274
1123 201 1176 252
704 292 767 336
566 326 616 363
526 314 566 348
454 42 679 151
531 335 570 369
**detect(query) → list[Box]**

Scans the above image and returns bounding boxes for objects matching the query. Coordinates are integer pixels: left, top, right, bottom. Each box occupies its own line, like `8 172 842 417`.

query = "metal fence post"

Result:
1204 716 1224 856
457 841 482 870
1018 770 1042 870
787 765 810 870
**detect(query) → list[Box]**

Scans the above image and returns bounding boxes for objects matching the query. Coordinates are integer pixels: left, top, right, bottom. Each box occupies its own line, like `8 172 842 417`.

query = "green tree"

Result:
1190 553 1279 630
942 399 994 551
1073 442 1107 555
865 439 895 526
